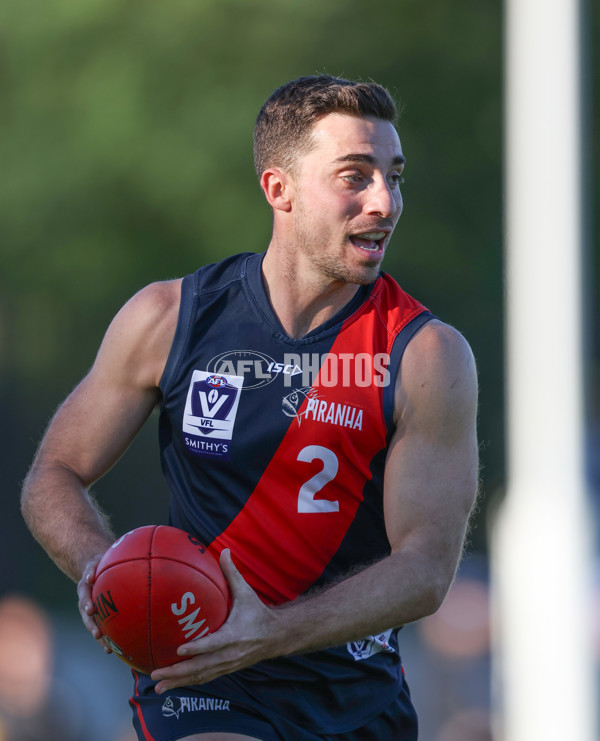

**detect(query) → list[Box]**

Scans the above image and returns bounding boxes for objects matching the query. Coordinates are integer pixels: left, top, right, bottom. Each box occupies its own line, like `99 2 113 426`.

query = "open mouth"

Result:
349 231 387 252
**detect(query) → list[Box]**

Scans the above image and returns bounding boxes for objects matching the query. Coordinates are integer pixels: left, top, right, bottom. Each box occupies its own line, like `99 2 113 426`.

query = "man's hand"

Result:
151 550 279 694
77 552 113 654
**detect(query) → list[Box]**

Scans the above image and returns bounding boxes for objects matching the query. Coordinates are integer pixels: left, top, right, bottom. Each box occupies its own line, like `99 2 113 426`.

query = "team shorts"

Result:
130 670 419 741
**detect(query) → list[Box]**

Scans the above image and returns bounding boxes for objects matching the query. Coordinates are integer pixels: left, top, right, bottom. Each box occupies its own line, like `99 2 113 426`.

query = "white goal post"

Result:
492 0 597 738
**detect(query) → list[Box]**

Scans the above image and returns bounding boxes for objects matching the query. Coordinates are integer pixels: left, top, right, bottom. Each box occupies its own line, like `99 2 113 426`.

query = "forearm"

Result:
270 546 452 657
150 541 461 693
21 461 115 582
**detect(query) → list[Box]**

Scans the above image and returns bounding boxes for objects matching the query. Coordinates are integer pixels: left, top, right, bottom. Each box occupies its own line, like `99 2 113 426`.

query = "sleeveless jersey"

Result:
158 251 433 734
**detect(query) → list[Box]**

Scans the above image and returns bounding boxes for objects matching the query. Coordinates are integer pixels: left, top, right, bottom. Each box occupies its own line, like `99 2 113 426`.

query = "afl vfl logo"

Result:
182 370 244 460
206 375 227 388
207 350 276 390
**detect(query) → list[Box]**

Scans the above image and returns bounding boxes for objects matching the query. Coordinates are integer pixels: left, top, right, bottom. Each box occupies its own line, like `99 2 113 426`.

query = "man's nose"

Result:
364 177 401 219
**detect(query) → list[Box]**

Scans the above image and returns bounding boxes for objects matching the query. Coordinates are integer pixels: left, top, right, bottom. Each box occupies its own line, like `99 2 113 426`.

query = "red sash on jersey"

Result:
209 276 427 605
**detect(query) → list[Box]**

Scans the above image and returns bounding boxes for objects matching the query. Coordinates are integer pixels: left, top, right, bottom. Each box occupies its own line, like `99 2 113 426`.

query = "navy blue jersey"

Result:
156 252 432 734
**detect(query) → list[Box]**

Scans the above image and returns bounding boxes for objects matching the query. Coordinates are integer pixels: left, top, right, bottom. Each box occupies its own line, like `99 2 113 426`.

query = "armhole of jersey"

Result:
159 273 196 397
383 311 435 433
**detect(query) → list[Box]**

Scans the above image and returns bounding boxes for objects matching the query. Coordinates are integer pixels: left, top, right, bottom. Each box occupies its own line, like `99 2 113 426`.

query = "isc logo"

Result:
171 592 210 640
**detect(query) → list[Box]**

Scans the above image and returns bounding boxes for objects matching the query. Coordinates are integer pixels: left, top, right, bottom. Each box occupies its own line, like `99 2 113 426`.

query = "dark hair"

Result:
253 75 398 178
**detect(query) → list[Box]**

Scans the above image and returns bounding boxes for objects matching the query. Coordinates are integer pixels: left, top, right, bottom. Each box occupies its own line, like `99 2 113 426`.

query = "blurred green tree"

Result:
2 0 508 603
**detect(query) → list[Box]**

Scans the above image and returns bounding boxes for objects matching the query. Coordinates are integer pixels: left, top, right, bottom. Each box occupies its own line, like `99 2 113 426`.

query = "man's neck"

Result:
261 246 361 339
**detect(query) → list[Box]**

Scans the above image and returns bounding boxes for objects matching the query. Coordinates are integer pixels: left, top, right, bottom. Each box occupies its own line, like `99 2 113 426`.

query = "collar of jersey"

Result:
244 252 376 343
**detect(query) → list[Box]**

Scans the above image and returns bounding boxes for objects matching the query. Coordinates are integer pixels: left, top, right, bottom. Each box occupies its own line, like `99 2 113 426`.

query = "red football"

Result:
91 525 230 674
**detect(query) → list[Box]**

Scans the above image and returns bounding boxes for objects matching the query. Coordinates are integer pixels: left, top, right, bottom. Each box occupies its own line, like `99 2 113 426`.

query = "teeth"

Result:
357 232 386 240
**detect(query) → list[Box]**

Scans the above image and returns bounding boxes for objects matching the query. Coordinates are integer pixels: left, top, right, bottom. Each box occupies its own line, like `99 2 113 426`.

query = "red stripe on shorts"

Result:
130 670 157 741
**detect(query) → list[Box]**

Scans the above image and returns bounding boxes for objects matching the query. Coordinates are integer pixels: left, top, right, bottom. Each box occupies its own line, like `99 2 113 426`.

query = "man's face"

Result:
290 113 405 286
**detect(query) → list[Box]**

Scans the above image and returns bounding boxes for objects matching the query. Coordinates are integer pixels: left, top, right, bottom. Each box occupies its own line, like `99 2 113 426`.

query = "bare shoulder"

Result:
117 279 182 334
96 279 183 389
403 319 476 377
394 319 478 431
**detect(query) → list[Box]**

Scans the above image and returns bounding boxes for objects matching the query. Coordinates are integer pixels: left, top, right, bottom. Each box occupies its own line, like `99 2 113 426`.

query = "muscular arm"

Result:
152 320 479 690
21 280 181 582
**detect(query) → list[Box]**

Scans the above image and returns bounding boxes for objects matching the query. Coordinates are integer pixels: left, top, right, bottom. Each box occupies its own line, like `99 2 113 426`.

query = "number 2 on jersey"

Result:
296 445 339 513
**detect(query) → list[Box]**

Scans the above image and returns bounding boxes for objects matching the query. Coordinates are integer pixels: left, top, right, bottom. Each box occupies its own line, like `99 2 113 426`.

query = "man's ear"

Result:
259 168 293 213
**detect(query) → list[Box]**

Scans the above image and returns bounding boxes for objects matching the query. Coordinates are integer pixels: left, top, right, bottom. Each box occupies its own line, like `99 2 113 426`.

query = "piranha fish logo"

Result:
162 696 183 719
281 387 319 425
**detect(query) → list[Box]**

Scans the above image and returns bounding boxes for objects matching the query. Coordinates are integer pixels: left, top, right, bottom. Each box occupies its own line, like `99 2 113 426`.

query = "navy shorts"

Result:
130 670 418 741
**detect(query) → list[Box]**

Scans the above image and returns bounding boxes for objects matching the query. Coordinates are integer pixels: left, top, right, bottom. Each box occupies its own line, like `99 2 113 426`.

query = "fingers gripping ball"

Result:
91 525 231 674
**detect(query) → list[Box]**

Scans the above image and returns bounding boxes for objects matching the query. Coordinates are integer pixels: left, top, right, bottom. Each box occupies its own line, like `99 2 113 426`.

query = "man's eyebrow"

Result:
333 153 406 166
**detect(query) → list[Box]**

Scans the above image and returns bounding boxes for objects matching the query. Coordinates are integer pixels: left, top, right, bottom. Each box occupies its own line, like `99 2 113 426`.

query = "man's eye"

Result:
389 173 405 187
343 174 363 183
